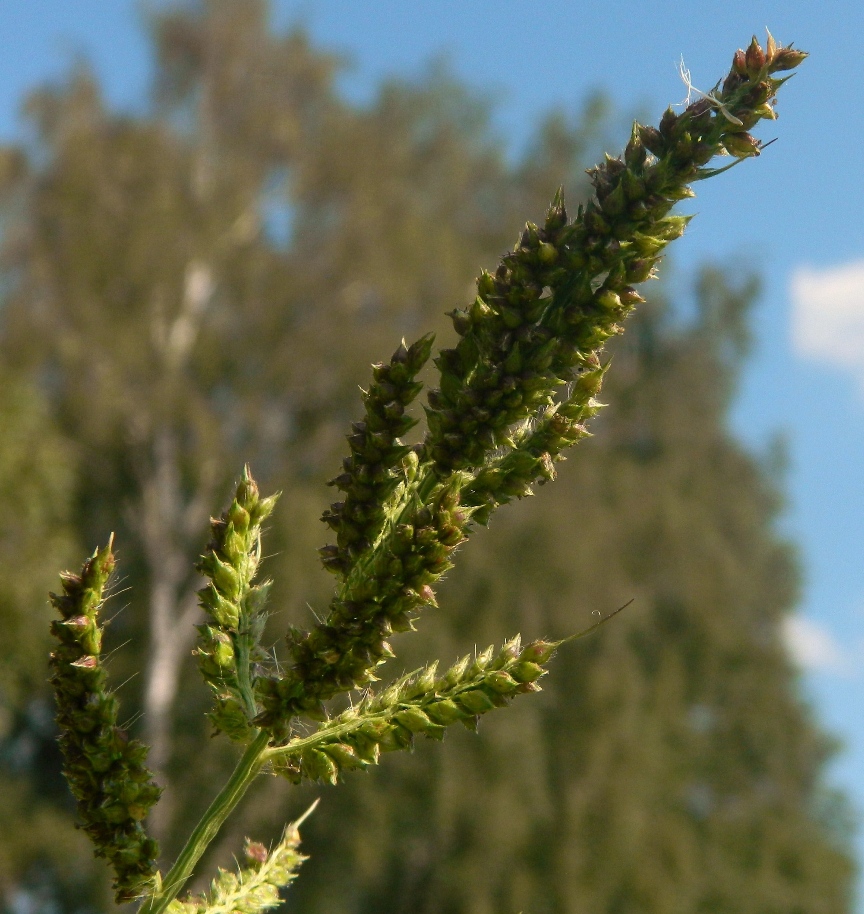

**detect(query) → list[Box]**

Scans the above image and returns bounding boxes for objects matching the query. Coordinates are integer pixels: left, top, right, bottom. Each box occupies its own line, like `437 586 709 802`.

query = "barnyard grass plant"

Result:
47 34 806 913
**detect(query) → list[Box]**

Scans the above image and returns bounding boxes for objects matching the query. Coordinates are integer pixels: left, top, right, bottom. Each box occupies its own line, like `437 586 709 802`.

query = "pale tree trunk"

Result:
133 263 217 843
137 428 209 840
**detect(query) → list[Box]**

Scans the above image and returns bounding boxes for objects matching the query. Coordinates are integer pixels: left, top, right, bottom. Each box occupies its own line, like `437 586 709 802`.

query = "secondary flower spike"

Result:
49 540 162 903
195 465 279 742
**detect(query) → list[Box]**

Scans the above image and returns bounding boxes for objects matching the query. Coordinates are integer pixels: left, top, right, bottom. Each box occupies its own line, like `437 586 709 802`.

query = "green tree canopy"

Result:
0 2 852 911
0 373 108 909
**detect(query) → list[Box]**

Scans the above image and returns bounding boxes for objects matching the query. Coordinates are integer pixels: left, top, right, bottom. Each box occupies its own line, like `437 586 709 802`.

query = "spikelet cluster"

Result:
49 540 161 903
423 35 805 480
196 466 279 741
463 354 607 523
320 333 434 576
166 818 309 914
268 635 557 784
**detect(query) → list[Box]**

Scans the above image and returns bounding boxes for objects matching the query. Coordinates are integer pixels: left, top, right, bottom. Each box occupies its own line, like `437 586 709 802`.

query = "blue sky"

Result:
2 0 863 900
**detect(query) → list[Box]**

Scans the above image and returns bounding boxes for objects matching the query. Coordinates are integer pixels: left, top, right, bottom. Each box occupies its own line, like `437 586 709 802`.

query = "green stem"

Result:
235 629 258 720
138 730 270 914
263 705 405 763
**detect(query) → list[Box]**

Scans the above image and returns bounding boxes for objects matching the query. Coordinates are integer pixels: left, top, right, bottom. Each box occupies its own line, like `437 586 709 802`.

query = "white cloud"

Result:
781 615 854 677
790 260 864 390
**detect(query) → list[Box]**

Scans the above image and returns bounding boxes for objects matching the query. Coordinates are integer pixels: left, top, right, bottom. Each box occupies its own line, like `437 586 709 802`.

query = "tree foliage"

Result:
0 3 852 912
0 374 110 910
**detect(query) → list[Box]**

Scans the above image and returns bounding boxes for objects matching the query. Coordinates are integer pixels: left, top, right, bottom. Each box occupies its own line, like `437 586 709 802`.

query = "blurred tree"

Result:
1 0 345 844
276 269 854 914
0 1 853 912
0 372 111 912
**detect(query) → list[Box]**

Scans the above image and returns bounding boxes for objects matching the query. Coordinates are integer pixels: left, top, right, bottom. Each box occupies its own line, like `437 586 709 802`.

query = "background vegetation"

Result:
0 1 854 911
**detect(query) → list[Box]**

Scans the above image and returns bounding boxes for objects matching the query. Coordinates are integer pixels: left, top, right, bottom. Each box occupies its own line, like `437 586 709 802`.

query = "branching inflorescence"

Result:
47 34 805 913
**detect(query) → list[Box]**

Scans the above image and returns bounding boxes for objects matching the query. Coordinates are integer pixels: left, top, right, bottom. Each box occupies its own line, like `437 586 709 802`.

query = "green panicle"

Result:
463 354 607 523
254 31 806 736
50 32 807 914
